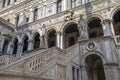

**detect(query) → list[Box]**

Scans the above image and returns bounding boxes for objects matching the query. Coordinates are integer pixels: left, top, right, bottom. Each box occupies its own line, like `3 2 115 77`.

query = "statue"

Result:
78 14 88 40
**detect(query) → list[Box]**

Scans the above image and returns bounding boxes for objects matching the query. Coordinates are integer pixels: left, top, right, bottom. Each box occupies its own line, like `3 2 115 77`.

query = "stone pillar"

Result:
104 63 119 80
18 12 26 26
10 0 14 4
27 39 34 50
53 2 57 14
40 36 45 48
17 42 23 56
103 19 113 37
5 0 8 7
56 31 61 48
29 9 34 22
44 36 48 48
0 38 4 54
60 33 64 49
80 66 88 80
62 0 67 11
6 42 12 55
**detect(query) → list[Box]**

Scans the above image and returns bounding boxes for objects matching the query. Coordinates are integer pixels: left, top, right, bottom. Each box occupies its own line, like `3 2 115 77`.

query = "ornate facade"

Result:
0 0 120 80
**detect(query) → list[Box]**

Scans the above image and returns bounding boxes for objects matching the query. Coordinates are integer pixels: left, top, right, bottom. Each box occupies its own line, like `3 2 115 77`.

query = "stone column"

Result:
40 36 45 48
0 38 4 54
27 39 34 50
5 0 8 7
103 19 113 37
53 2 57 14
29 9 34 22
80 66 88 80
62 0 67 11
10 0 14 4
44 36 48 48
56 31 61 48
60 33 64 49
6 42 12 55
17 42 23 56
103 63 119 80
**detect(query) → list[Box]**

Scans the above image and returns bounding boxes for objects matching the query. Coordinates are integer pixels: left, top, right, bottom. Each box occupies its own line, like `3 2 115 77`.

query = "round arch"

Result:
84 54 106 80
87 17 103 38
80 51 106 66
62 22 79 48
47 29 57 48
86 14 104 23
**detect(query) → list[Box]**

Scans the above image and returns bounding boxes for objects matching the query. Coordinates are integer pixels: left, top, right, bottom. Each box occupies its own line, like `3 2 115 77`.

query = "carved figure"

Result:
78 14 87 37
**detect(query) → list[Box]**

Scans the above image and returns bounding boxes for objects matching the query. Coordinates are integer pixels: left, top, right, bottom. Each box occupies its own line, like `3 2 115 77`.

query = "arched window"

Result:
2 0 6 7
64 23 79 48
88 18 103 38
85 54 106 80
13 38 18 55
23 36 28 53
2 40 9 54
71 0 77 8
34 33 40 49
48 30 56 48
57 0 62 13
33 8 38 21
113 10 120 35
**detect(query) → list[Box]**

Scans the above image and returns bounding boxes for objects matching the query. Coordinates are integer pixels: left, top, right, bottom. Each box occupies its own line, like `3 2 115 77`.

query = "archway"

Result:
64 23 79 48
34 33 40 49
23 36 28 53
2 40 9 53
48 29 56 48
13 38 18 55
113 10 120 35
88 18 103 38
85 54 106 80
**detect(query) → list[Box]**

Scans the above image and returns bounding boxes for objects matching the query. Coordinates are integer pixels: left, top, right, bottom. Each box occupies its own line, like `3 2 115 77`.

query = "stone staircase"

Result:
0 47 66 80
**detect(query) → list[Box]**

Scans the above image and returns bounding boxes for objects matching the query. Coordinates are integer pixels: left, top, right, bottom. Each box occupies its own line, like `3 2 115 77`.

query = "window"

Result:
81 0 89 4
33 8 38 21
26 17 29 22
57 0 62 13
71 0 77 8
7 0 10 5
2 0 6 7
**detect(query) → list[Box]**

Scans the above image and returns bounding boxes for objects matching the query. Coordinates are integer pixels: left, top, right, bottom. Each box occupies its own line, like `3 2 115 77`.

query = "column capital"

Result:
103 19 112 24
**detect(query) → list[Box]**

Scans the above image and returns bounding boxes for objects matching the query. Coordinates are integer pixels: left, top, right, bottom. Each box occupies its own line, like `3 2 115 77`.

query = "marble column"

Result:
62 0 67 11
44 36 48 48
17 42 23 56
53 2 57 14
27 39 34 50
10 0 14 4
29 9 34 22
60 33 64 49
103 19 113 37
56 31 61 48
103 63 119 80
5 0 8 7
6 42 12 55
40 36 45 48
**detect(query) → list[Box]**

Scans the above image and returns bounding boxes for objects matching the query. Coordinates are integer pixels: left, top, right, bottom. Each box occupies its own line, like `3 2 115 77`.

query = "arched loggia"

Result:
88 18 103 38
34 33 40 49
113 10 120 35
85 54 106 80
48 29 56 48
13 38 18 55
64 23 79 48
22 36 28 53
